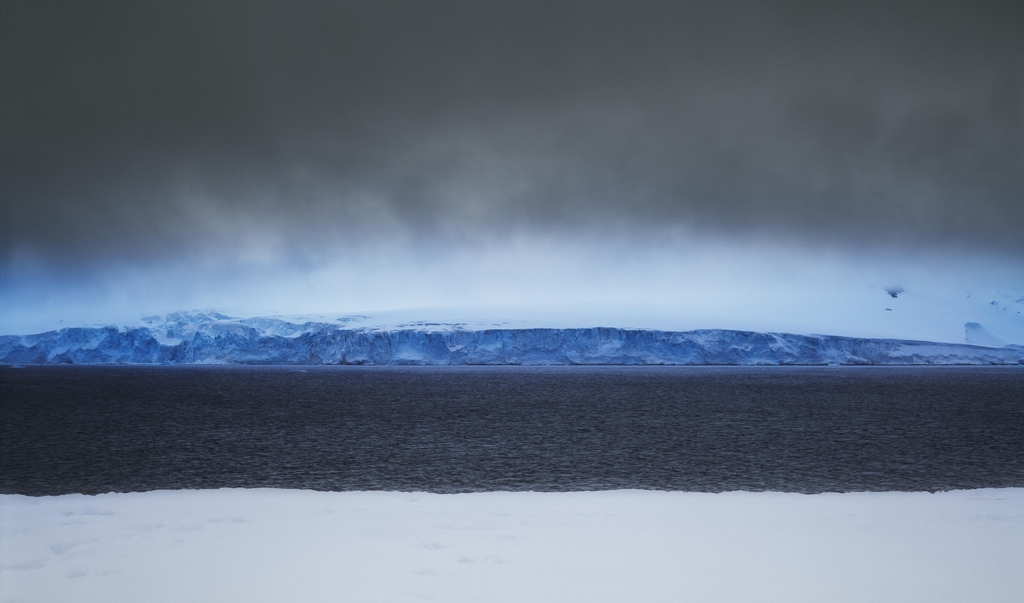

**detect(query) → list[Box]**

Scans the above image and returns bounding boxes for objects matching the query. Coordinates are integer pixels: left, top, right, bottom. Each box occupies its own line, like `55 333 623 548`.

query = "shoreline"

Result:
3 488 1022 603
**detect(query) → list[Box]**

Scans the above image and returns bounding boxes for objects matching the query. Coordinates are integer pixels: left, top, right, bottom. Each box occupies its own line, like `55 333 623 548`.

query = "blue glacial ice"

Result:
1 312 1022 365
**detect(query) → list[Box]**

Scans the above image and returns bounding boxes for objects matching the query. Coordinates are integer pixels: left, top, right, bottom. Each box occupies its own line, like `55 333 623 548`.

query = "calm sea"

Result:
2 365 1022 495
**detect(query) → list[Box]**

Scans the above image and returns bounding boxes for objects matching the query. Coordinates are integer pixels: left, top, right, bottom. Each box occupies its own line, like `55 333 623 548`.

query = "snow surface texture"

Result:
1 489 1022 603
1 311 1022 365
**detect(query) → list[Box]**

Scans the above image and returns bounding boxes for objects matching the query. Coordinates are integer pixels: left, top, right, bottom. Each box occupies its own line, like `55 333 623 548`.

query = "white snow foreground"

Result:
2 489 1022 603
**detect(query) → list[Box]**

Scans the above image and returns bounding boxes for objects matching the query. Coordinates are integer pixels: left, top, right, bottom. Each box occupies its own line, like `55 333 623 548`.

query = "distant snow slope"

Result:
2 312 1022 365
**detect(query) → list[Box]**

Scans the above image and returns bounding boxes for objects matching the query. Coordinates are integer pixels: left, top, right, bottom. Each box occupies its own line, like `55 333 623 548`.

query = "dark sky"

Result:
3 0 1023 266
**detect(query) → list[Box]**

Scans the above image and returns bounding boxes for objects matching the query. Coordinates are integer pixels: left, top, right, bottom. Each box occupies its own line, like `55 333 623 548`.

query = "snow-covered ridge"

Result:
1 311 1022 365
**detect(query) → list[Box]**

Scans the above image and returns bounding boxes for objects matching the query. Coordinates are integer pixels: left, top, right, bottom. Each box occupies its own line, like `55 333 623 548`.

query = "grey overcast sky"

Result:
4 0 1022 254
2 1 1022 336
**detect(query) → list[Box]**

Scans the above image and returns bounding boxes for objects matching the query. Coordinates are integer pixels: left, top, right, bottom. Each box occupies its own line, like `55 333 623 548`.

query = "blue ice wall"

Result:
2 318 1022 365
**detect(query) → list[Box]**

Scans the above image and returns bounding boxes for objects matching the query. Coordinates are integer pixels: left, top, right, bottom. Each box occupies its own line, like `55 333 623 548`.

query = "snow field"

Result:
2 488 1022 603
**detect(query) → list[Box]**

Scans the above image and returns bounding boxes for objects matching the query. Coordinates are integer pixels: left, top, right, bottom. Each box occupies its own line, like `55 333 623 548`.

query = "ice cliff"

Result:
2 312 1022 365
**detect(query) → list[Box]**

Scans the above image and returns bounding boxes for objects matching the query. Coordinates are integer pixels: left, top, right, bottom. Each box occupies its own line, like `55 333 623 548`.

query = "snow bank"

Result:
2 489 1022 603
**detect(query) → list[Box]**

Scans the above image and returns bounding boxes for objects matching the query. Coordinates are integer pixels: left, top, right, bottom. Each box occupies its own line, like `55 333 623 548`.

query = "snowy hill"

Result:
2 312 1022 365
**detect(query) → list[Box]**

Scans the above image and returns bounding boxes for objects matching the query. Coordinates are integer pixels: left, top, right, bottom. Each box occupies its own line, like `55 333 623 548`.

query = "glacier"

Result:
1 311 1022 366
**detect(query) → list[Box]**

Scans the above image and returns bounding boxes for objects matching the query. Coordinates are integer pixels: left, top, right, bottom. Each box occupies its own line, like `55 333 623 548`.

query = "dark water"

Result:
2 365 1023 495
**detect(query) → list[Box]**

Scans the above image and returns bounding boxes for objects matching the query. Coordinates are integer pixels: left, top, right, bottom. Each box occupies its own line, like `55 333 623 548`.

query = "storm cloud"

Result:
3 0 1022 266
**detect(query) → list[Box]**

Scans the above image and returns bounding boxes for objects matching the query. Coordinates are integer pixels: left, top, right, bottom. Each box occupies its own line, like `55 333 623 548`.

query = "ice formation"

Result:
2 311 1022 365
